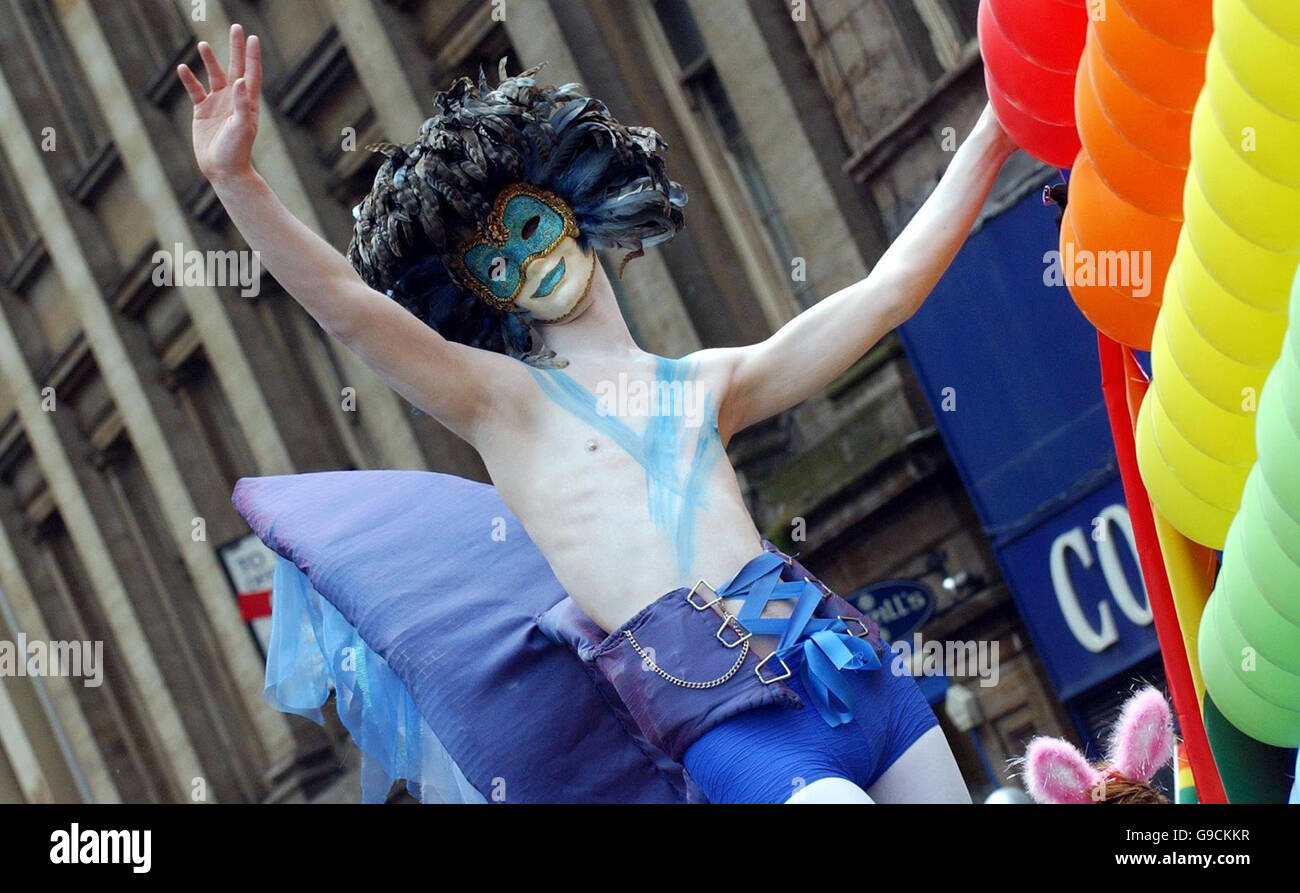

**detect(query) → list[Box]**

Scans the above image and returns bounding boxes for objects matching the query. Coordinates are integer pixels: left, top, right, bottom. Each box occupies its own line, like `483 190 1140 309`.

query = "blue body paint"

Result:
527 357 724 576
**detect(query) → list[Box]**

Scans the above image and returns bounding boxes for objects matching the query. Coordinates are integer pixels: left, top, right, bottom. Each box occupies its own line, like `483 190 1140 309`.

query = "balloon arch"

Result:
979 0 1300 802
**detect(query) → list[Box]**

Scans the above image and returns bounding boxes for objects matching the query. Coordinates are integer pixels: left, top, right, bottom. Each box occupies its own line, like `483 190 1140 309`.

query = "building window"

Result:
436 19 515 86
893 0 979 75
121 0 190 72
795 0 979 155
0 155 39 277
168 351 259 490
91 0 193 97
332 21 518 210
9 0 110 172
651 0 816 308
33 512 171 802
98 437 264 802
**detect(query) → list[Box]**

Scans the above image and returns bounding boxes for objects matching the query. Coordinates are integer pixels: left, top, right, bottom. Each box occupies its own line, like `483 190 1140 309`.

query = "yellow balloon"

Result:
1136 399 1236 547
1215 0 1300 120
1159 262 1273 414
1145 389 1249 511
1190 94 1300 254
1172 229 1289 366
1149 316 1258 464
1204 38 1300 188
1243 0 1300 43
1182 167 1300 312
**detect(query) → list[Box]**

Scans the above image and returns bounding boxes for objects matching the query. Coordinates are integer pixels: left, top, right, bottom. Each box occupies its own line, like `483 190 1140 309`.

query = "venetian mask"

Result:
455 183 596 322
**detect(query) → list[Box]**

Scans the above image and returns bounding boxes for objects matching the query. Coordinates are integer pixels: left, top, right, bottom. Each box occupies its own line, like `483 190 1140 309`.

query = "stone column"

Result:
685 0 868 294
0 526 117 802
0 53 293 777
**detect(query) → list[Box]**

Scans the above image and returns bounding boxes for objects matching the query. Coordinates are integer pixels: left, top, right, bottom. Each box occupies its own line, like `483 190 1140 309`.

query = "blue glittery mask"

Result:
456 184 579 311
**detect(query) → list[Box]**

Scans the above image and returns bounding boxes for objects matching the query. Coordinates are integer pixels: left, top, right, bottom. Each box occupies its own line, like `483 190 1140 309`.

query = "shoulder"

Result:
678 347 748 444
679 346 742 388
461 350 552 445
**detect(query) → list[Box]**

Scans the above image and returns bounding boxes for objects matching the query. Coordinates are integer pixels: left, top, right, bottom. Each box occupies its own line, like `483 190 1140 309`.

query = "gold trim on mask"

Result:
451 182 581 312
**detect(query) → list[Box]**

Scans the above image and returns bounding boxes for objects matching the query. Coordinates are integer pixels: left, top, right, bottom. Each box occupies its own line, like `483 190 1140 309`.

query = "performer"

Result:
178 24 1018 804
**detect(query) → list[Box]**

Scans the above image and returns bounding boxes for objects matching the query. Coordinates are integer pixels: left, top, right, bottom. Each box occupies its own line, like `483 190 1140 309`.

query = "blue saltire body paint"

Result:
527 356 723 575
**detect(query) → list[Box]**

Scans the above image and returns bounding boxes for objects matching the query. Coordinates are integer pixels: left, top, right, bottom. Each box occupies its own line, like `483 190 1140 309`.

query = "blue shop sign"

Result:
848 579 935 642
896 188 1160 702
995 477 1158 699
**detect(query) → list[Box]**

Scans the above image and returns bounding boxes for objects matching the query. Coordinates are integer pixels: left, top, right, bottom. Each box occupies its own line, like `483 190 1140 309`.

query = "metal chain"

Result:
623 629 749 689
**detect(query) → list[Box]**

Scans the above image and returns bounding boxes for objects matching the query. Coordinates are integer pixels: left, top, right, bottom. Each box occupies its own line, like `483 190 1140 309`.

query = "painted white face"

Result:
456 183 594 322
514 236 596 322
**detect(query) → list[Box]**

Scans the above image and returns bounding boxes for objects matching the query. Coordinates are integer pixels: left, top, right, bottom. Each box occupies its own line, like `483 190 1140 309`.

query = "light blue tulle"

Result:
264 555 487 804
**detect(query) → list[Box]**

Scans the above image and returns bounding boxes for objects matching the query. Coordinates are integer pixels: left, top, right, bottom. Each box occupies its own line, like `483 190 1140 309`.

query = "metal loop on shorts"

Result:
754 650 792 685
715 614 752 648
837 615 872 638
685 579 722 611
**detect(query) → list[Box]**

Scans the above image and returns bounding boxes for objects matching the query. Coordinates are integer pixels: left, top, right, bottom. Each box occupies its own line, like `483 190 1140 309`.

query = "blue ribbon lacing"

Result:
714 552 881 727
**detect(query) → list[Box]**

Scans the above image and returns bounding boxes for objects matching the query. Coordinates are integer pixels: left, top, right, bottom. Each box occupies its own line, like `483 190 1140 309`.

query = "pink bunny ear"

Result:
1024 737 1104 804
1108 686 1174 783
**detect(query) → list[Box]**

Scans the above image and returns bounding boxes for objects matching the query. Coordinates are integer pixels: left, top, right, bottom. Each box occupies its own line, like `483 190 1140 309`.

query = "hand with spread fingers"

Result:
176 23 262 183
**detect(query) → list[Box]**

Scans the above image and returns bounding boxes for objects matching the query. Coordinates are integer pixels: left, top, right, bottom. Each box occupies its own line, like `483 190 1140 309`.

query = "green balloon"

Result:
1272 337 1300 437
1199 599 1300 746
1255 363 1300 512
1255 463 1300 566
1221 554 1300 677
1289 269 1300 352
1210 581 1300 710
1235 473 1300 624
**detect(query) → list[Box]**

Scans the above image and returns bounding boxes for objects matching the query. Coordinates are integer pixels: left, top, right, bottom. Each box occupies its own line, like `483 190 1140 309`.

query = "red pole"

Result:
1096 332 1226 803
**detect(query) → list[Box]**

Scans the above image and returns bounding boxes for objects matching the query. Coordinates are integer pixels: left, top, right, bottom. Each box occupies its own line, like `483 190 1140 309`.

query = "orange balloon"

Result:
1075 48 1189 218
1060 200 1161 350
1067 152 1181 284
1091 1 1209 111
1080 33 1193 169
1117 0 1215 52
1061 151 1181 348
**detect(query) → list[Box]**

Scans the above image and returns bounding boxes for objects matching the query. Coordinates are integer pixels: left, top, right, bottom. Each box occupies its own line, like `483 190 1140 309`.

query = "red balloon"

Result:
986 68 1082 168
979 0 1077 123
978 0 1088 166
986 0 1087 75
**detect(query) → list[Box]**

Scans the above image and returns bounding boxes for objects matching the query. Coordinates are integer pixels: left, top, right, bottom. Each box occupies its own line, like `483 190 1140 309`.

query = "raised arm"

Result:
710 105 1018 441
177 25 507 442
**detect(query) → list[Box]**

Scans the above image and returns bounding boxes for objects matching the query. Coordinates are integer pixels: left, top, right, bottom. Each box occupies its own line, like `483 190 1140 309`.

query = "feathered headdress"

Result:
347 64 687 359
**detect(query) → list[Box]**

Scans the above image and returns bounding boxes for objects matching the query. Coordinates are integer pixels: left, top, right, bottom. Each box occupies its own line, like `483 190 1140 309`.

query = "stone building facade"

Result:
0 0 1069 803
